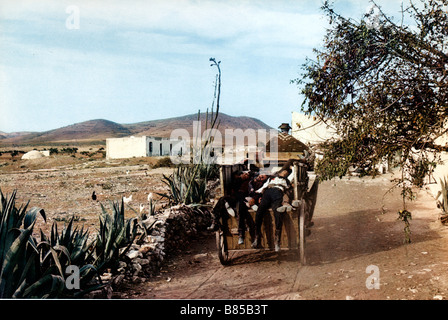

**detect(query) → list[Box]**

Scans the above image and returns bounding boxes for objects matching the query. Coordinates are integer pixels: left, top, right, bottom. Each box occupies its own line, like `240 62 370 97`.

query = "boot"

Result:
274 229 282 252
277 203 293 213
225 201 235 217
251 230 261 248
238 230 244 245
207 219 219 231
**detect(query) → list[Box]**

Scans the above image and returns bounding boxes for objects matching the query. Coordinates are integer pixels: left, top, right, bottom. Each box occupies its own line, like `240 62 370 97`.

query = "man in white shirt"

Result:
251 167 292 252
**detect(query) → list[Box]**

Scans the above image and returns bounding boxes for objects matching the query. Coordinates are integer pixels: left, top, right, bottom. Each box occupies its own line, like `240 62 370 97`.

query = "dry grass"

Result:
0 145 176 236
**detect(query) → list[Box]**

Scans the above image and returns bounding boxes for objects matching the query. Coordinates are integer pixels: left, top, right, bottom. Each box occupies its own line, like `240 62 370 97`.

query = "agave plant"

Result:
44 217 94 266
160 165 212 205
94 199 138 271
0 190 105 298
38 217 101 297
0 189 51 298
0 188 150 298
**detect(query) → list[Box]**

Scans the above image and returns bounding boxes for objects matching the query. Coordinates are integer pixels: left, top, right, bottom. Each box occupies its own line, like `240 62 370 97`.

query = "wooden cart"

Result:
215 160 318 266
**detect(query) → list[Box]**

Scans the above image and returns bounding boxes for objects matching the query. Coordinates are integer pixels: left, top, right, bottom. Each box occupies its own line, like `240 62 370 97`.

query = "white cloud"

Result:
1 0 328 63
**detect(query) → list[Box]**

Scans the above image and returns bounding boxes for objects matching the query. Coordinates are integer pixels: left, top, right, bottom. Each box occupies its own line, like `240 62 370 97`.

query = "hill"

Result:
0 131 35 140
0 113 273 146
0 119 131 145
124 113 273 138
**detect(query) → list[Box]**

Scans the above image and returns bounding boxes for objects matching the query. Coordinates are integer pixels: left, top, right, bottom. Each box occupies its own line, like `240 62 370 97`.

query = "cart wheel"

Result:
298 201 307 265
216 230 231 265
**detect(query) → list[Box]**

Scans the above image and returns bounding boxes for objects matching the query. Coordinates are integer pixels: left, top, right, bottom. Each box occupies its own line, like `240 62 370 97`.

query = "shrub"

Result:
152 156 175 169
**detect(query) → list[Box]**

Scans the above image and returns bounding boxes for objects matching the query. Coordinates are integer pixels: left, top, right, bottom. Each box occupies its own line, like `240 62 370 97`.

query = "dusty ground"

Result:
1 154 447 300
117 174 448 300
0 154 174 235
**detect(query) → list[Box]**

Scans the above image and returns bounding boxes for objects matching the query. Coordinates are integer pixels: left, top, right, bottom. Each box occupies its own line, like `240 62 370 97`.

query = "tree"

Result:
293 0 448 203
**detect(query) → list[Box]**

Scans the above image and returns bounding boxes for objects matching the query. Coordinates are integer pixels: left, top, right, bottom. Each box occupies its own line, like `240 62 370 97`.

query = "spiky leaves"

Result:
95 199 138 271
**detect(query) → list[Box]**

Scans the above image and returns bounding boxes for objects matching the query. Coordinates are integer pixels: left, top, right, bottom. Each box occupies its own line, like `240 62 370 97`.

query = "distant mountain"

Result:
124 113 273 138
0 113 273 146
0 119 131 145
0 131 35 140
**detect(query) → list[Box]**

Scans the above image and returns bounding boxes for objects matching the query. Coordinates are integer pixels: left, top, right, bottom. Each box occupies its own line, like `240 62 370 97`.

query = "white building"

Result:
106 136 185 160
291 112 337 146
291 111 391 174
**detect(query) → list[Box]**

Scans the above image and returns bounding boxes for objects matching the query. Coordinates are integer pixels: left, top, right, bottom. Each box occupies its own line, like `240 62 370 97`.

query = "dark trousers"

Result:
213 195 254 237
234 193 251 237
255 187 284 235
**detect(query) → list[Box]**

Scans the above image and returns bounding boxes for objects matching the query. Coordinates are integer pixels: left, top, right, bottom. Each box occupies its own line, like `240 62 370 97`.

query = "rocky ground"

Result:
0 154 173 236
1 153 447 300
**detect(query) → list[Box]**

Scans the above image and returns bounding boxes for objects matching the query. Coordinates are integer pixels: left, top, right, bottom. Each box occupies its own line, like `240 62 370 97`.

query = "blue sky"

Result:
0 0 407 133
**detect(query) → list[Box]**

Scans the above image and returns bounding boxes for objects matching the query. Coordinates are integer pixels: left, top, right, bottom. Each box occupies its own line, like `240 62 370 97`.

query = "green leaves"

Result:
24 207 46 229
294 2 448 243
0 223 34 298
21 274 66 299
161 166 201 205
95 199 138 271
0 189 140 298
159 164 218 206
294 0 448 188
0 190 57 298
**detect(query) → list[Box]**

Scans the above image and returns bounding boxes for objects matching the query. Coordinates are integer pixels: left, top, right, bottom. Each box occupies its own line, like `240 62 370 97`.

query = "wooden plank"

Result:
225 209 299 250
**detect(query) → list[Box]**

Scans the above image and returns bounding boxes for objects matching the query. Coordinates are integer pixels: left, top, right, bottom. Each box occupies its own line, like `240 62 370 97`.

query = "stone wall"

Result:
103 204 213 292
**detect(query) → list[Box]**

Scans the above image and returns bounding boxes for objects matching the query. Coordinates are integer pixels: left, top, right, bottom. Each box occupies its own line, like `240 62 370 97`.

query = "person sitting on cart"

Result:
251 167 293 252
251 164 296 213
246 173 270 211
209 170 255 245
230 170 256 244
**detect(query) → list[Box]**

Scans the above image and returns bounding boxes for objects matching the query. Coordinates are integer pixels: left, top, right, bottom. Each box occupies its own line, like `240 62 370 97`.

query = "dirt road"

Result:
1 157 447 300
117 175 448 300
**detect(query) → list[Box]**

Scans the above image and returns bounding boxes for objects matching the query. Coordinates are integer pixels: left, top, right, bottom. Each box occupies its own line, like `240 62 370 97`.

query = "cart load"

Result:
212 159 319 265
